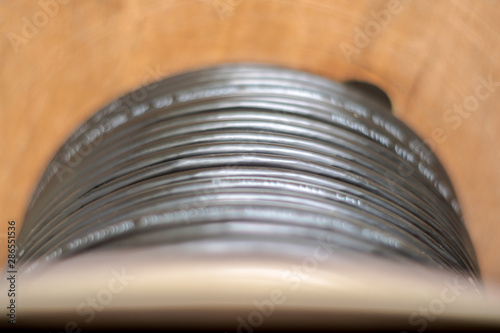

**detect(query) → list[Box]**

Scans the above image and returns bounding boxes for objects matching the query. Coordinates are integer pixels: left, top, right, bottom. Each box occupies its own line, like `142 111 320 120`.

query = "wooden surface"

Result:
1 0 499 286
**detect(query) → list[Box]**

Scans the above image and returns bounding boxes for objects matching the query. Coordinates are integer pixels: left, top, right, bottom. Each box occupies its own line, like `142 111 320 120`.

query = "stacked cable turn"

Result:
17 64 480 283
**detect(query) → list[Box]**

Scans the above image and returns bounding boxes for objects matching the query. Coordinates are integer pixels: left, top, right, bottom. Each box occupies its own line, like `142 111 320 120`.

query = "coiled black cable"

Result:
17 63 480 284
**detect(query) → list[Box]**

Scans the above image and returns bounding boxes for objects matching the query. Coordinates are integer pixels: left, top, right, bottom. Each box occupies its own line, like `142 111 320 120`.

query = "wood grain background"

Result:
1 0 499 286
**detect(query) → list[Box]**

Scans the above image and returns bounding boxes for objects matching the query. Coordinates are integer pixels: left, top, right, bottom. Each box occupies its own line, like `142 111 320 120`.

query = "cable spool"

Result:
17 63 480 286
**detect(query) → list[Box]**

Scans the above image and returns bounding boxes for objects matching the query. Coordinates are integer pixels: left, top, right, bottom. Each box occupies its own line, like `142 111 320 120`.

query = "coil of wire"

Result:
16 63 480 286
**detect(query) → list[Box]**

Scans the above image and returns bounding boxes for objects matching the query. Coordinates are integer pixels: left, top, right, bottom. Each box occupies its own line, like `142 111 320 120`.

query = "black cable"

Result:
17 63 480 283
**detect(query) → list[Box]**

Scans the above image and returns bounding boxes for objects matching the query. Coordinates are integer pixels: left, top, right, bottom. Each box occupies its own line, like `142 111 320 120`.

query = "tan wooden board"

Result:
1 0 499 286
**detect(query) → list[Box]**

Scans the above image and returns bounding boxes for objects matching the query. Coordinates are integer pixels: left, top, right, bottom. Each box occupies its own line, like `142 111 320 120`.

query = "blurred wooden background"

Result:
1 0 499 286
